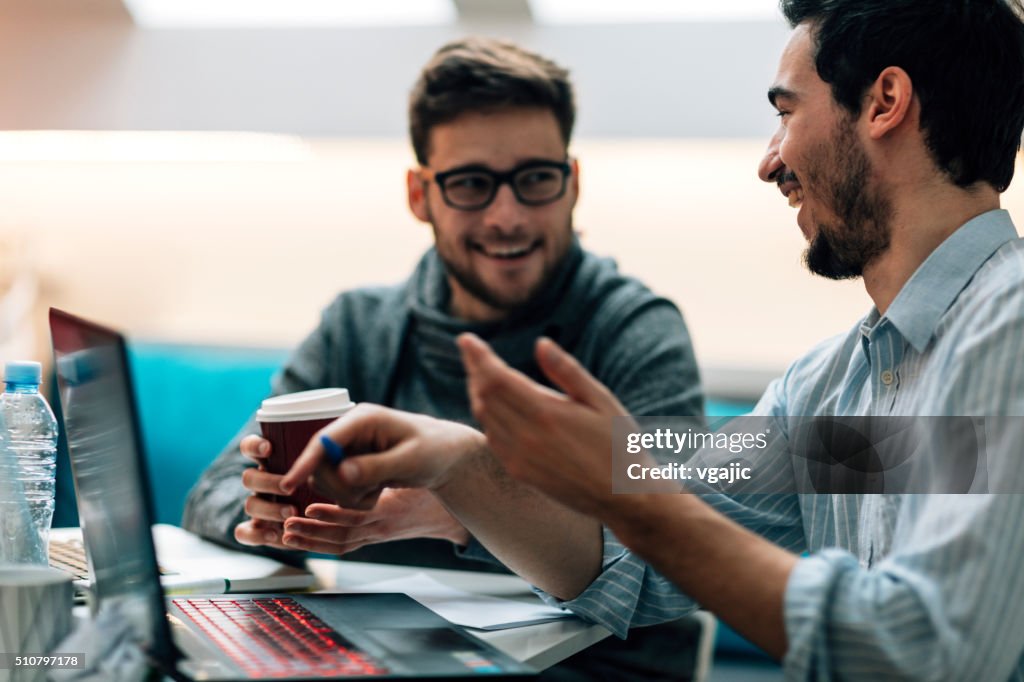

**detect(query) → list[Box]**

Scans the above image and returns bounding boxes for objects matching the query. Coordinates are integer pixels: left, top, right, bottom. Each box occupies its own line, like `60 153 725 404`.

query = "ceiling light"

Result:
0 131 312 162
529 0 780 24
123 0 456 28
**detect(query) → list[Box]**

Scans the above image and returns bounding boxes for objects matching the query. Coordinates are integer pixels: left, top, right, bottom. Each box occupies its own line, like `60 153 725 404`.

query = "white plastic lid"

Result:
256 388 355 423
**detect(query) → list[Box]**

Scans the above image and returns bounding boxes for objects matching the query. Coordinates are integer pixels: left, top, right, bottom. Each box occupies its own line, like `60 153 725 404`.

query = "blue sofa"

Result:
52 342 288 528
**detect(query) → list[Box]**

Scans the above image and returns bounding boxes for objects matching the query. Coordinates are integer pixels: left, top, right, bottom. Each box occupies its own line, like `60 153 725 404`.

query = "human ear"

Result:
864 66 914 140
407 168 431 223
569 158 581 208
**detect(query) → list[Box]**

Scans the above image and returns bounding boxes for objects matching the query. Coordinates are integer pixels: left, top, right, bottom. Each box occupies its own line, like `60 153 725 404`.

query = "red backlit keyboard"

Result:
173 597 389 678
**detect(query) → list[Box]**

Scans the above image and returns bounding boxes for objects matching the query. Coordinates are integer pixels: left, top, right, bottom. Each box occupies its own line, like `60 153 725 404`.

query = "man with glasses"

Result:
184 37 703 680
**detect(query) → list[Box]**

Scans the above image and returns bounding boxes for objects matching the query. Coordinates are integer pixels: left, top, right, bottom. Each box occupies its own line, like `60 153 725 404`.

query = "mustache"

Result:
776 170 799 187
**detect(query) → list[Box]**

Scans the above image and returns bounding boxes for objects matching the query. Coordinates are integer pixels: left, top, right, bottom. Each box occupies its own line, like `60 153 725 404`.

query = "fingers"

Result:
459 333 623 432
282 517 382 554
243 494 296 522
458 333 557 406
236 436 301 549
241 467 289 495
280 527 366 555
303 462 384 510
240 435 271 463
337 439 432 492
458 333 565 427
535 337 622 412
459 334 554 397
283 404 475 513
234 519 289 550
458 332 509 376
309 442 421 510
283 517 369 540
302 503 374 525
282 404 402 493
283 430 333 493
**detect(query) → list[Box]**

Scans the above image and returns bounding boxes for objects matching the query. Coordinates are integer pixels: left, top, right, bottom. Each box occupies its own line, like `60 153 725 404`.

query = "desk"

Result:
57 525 610 673
308 559 611 670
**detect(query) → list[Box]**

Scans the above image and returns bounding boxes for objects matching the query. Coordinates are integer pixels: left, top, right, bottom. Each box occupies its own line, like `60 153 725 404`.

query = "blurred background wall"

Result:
1 0 1021 394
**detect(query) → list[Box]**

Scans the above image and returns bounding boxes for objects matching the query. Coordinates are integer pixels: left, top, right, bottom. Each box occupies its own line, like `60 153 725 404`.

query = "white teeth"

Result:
484 245 532 258
787 188 804 208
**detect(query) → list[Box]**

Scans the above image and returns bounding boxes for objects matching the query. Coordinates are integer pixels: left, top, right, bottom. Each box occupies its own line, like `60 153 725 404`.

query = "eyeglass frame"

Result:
419 159 573 211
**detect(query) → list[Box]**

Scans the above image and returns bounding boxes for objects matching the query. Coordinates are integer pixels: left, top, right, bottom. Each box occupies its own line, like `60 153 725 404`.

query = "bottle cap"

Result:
4 361 42 385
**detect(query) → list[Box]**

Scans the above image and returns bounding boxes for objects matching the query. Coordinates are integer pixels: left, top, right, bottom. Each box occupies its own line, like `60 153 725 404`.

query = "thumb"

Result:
337 439 433 492
535 337 622 411
309 442 420 511
457 332 508 379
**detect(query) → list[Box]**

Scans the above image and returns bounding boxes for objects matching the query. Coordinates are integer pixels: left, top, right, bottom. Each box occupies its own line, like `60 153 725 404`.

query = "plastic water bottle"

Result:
0 361 58 565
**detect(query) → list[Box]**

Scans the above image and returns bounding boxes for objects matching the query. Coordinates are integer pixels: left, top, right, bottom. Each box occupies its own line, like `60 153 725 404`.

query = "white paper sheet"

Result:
343 572 575 630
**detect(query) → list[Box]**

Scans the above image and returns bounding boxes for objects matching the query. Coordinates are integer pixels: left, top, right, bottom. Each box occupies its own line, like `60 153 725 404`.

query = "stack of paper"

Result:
343 572 575 630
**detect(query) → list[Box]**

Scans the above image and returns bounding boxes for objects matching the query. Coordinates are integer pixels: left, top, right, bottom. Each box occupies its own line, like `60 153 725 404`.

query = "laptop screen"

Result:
50 308 176 666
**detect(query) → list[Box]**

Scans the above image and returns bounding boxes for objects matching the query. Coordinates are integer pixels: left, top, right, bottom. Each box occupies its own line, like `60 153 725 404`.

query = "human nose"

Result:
482 182 526 229
758 127 785 183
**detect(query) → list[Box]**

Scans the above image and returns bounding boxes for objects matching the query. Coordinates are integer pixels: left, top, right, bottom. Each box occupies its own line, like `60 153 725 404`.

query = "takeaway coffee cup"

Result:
257 388 356 515
0 565 73 682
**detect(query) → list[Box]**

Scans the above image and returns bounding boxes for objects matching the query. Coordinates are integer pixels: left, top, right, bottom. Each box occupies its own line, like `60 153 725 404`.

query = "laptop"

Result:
48 320 315 598
50 307 534 680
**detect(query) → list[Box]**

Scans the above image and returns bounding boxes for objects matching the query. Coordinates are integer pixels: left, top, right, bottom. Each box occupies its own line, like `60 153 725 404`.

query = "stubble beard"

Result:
427 199 573 315
803 118 893 280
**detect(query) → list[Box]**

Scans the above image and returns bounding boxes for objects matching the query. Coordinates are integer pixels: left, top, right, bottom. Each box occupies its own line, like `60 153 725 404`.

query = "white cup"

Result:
0 566 73 682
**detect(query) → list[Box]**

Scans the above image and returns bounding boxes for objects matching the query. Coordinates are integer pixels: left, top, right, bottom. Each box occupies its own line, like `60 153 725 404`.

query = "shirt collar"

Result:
878 209 1017 353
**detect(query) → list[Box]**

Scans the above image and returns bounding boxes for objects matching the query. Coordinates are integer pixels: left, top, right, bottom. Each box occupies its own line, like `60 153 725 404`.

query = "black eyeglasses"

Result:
423 160 572 211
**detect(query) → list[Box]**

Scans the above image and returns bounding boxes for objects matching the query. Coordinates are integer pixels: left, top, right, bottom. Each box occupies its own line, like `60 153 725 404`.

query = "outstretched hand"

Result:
458 333 637 519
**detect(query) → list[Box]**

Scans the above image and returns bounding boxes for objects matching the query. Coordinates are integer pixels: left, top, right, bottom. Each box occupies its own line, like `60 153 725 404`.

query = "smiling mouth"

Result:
776 170 803 209
472 240 541 260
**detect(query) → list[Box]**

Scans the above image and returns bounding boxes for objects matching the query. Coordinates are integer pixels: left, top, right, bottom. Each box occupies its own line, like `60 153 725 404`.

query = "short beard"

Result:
426 199 572 314
803 119 892 280
443 248 551 313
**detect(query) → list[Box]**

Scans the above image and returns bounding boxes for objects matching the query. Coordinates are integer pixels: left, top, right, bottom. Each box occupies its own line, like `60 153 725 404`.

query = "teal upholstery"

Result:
705 398 754 419
128 343 288 526
704 398 771 660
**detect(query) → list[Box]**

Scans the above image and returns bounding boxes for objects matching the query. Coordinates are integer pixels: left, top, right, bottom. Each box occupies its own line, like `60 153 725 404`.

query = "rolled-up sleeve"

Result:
533 527 698 638
783 494 1024 681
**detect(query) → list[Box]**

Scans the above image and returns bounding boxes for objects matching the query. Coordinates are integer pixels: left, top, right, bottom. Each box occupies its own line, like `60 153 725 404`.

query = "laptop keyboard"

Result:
174 597 389 678
49 535 174 581
49 537 90 580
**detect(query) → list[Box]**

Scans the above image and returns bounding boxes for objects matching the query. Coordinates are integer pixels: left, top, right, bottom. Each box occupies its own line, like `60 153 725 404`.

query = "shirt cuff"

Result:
531 527 695 638
783 549 859 680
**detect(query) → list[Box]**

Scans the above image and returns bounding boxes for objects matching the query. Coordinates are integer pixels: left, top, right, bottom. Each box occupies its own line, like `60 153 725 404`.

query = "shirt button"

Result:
880 370 895 386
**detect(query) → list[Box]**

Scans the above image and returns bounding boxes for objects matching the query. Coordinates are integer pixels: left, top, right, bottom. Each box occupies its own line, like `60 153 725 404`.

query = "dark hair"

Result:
409 37 575 165
781 0 1024 191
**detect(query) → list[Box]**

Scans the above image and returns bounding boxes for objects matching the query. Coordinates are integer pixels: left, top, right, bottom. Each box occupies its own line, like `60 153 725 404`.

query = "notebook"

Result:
48 524 315 596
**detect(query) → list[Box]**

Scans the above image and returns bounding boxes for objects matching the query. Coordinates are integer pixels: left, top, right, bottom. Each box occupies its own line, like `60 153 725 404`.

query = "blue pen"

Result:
320 434 346 465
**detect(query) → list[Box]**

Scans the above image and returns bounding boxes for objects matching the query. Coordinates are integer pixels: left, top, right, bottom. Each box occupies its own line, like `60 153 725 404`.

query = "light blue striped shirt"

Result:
548 209 1024 680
